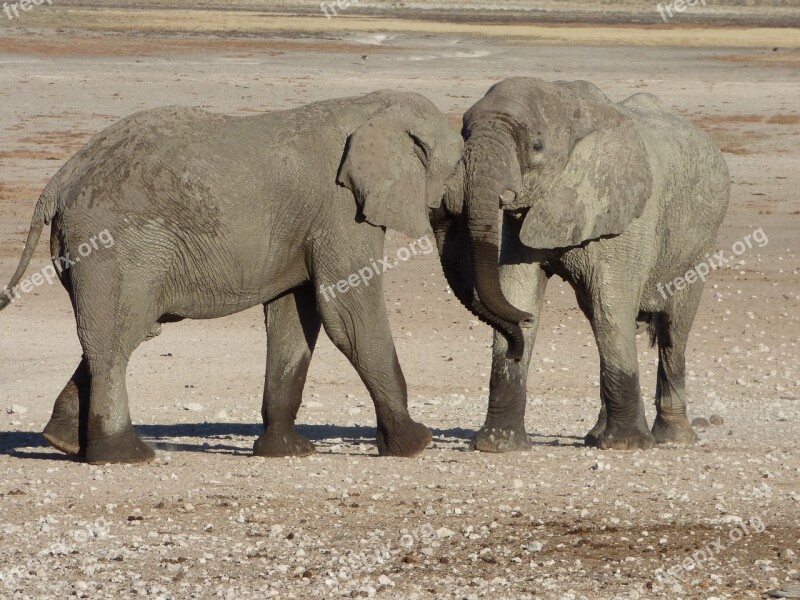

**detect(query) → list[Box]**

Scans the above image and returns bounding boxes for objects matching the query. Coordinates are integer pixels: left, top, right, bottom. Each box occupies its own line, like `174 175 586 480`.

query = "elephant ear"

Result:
337 104 453 239
520 114 652 250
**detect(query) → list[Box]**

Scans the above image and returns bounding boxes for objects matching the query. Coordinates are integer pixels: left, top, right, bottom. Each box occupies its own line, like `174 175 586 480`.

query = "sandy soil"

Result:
0 4 799 599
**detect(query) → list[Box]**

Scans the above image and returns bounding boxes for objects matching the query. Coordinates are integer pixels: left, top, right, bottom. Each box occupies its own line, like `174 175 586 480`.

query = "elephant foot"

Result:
584 411 608 447
652 414 698 445
473 425 531 453
86 427 155 465
253 428 316 458
377 419 431 457
42 385 86 456
588 422 655 451
43 414 83 457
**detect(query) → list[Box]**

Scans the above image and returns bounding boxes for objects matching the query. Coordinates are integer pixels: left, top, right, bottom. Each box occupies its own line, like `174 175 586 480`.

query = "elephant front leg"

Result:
475 261 548 453
587 304 655 451
314 272 430 457
42 357 90 456
253 286 321 458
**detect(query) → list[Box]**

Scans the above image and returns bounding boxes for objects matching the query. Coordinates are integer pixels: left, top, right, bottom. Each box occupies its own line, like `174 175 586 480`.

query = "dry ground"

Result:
0 3 798 599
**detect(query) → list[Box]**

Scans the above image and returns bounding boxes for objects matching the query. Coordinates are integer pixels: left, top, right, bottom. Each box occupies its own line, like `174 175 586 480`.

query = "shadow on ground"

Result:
0 423 584 460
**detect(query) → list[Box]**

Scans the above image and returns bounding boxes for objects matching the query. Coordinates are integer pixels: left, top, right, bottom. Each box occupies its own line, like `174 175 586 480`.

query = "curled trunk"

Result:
462 137 533 359
433 154 532 360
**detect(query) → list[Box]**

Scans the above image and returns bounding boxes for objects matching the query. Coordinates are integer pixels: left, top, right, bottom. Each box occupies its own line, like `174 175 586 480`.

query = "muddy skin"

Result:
376 419 432 458
253 429 317 458
85 426 156 465
587 369 655 451
651 412 699 445
473 348 533 453
473 425 531 453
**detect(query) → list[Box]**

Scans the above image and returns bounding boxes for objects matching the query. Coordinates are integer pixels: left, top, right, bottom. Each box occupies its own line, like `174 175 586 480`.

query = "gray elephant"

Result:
434 78 730 452
0 90 462 464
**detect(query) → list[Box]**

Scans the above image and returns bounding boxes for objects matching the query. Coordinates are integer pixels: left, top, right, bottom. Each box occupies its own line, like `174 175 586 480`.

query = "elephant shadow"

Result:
0 423 583 459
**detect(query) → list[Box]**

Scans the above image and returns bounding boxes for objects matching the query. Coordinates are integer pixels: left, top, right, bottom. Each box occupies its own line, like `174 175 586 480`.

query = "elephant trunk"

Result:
431 206 474 310
457 136 533 359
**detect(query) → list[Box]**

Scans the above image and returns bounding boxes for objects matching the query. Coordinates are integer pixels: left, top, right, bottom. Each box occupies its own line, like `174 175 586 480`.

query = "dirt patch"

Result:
0 150 64 161
689 115 773 156
0 183 42 203
16 130 93 156
767 114 800 125
715 49 800 67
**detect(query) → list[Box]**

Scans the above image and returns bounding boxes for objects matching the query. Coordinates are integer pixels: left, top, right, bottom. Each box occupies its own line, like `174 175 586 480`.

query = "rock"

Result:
691 417 710 427
523 541 543 552
377 574 393 586
709 414 724 425
183 403 203 411
435 527 455 538
5 404 27 415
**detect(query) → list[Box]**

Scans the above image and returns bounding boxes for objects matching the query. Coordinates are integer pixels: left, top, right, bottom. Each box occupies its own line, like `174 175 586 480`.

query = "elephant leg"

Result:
585 403 608 446
651 284 703 444
587 293 655 451
253 286 321 458
474 261 548 453
573 291 607 445
313 271 431 458
42 357 90 456
73 270 158 464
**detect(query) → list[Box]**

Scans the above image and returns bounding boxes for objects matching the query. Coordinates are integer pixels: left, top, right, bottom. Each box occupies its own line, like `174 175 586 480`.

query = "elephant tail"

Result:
646 312 671 349
0 182 59 311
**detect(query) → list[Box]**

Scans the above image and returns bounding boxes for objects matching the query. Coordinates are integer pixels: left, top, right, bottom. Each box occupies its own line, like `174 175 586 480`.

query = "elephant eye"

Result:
531 140 544 153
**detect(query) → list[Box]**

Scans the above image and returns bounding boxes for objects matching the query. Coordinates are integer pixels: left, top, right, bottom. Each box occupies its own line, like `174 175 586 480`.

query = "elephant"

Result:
0 90 463 464
433 78 730 452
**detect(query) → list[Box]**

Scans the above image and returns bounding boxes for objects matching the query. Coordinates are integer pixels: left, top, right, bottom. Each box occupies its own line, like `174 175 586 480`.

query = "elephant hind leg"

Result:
72 267 162 464
651 285 703 445
253 285 321 458
42 357 90 456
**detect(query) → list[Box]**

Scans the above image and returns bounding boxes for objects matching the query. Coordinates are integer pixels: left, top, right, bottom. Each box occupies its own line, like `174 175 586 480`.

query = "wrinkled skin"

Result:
1 91 462 464
443 78 730 452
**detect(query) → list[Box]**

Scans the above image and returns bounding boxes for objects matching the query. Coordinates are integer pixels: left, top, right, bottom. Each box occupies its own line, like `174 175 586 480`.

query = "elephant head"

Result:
335 91 545 360
337 93 463 240
459 78 653 339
